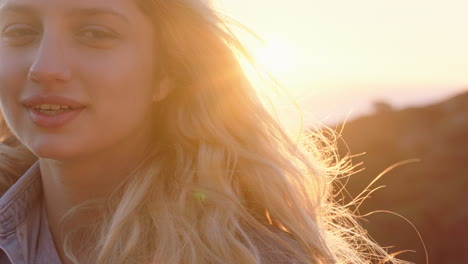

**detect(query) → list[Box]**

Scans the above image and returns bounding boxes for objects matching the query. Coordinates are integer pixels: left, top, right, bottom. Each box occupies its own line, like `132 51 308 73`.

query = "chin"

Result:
27 137 83 161
32 147 77 161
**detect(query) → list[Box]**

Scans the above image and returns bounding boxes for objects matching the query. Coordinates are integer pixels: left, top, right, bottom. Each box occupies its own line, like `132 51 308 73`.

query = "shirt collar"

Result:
0 161 41 235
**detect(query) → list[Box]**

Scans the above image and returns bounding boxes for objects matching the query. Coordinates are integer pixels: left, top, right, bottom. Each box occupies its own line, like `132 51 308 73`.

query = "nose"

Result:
28 32 72 86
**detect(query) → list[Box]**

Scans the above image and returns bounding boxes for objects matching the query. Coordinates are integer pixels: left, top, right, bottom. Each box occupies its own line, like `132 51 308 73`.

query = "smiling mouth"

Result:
31 104 79 115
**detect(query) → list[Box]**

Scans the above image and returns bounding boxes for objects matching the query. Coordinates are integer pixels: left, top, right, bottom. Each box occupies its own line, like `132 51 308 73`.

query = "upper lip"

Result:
21 95 86 109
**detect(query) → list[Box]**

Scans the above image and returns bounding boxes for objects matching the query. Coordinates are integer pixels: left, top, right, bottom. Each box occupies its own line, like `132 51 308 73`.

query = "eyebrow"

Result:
0 4 37 16
0 4 129 23
68 7 129 23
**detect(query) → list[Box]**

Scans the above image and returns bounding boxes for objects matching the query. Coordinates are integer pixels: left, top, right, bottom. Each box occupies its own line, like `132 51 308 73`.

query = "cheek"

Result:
0 53 28 97
77 50 155 133
77 45 155 94
0 52 29 130
81 45 154 98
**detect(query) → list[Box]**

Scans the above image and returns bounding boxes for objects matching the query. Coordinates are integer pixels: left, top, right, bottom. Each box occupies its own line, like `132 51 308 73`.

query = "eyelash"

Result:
0 24 120 46
78 27 119 40
2 25 38 38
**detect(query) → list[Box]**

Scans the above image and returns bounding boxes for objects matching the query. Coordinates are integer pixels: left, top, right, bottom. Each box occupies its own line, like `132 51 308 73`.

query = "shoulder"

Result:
0 143 37 197
0 161 40 202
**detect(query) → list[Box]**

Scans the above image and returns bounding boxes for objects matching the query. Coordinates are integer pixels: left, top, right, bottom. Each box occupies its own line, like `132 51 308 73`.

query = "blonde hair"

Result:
0 0 411 263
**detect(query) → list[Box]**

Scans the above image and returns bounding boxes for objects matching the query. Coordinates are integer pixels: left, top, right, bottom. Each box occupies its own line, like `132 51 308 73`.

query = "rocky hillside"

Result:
334 90 468 264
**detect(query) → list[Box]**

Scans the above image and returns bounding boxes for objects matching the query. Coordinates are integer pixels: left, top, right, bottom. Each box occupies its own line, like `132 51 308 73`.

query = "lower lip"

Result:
27 107 85 128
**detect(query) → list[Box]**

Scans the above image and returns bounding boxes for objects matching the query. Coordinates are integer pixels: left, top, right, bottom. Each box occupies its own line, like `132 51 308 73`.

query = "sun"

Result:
234 37 305 135
252 38 297 77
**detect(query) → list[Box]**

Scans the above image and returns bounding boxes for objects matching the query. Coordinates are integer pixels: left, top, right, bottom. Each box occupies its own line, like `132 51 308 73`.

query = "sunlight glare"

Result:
235 36 305 139
253 38 297 77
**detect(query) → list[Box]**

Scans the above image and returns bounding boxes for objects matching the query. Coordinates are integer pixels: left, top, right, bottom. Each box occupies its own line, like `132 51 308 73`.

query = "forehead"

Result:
0 0 142 20
0 0 133 8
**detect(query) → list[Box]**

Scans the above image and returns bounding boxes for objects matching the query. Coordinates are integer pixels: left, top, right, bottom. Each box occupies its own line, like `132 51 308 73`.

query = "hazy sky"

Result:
218 0 468 125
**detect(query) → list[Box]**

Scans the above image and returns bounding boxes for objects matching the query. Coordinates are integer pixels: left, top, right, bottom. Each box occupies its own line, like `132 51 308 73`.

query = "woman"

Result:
0 0 409 263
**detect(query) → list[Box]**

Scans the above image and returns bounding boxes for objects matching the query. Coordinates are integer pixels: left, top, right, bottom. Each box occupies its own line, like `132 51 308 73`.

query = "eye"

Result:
80 28 117 40
77 26 120 48
1 24 39 46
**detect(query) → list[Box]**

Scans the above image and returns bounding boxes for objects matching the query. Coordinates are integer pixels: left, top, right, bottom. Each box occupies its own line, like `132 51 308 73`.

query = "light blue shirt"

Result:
0 162 62 264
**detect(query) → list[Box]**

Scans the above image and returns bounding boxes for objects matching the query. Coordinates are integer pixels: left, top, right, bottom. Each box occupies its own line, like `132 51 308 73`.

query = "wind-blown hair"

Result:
0 0 410 263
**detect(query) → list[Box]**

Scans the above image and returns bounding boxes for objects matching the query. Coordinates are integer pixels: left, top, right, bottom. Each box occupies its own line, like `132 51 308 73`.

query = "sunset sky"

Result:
218 0 468 127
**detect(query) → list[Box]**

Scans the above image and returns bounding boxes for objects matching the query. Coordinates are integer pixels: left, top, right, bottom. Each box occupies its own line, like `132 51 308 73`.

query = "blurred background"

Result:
219 0 468 263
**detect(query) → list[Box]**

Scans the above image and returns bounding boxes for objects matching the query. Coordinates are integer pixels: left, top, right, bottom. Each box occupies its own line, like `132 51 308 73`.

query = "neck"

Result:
39 131 154 263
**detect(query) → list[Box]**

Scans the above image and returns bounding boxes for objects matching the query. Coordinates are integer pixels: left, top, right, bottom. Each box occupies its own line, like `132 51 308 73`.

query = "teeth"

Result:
33 104 72 110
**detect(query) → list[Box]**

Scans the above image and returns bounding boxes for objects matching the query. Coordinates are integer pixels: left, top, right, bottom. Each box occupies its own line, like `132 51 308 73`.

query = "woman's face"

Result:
0 0 161 160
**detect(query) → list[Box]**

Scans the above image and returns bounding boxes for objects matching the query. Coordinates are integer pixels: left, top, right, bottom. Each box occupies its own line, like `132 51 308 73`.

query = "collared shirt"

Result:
0 162 62 264
0 162 304 264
